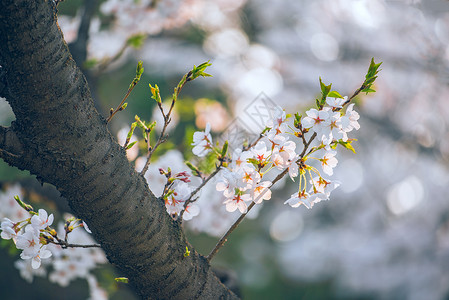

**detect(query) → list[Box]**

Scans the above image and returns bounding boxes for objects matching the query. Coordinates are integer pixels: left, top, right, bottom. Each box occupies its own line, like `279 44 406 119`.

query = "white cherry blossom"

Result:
16 225 41 259
301 108 331 136
341 103 360 132
1 218 17 240
321 111 347 144
249 181 272 204
326 96 347 109
192 122 213 157
223 193 250 213
31 209 54 231
310 176 340 199
182 203 200 221
320 150 338 176
231 148 253 170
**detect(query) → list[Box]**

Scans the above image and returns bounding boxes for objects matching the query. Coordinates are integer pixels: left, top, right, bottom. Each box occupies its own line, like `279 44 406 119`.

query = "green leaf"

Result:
189 61 213 81
221 141 229 158
319 77 332 107
185 161 201 177
125 141 137 150
126 34 146 49
83 58 98 69
294 113 302 129
327 91 344 98
149 83 161 103
338 139 357 154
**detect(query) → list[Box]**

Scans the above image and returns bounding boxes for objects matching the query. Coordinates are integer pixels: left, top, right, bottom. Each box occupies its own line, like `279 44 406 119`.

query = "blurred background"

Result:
1 0 449 299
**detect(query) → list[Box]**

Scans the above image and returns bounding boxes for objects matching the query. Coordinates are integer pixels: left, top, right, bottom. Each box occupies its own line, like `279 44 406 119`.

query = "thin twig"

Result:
140 76 189 175
52 241 102 249
179 162 224 220
106 84 137 123
207 132 317 262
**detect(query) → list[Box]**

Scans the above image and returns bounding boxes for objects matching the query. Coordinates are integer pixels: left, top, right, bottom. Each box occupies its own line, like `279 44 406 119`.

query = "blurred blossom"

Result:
117 126 139 161
204 29 249 58
152 101 179 133
57 14 81 44
194 98 230 131
310 32 339 62
269 210 303 242
386 176 424 216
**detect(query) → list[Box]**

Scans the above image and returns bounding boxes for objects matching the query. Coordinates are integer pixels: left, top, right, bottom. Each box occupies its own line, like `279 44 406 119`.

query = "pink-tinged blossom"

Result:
251 141 270 164
224 193 250 213
271 138 297 169
182 203 200 221
284 190 314 209
192 122 213 157
31 208 54 231
249 181 272 204
326 96 347 109
1 218 17 240
321 112 347 144
28 246 52 269
341 103 360 132
310 177 340 199
216 168 246 197
241 165 261 189
301 108 331 135
320 151 338 176
266 106 288 135
16 225 41 259
14 259 47 283
165 182 191 216
288 159 299 181
231 148 253 170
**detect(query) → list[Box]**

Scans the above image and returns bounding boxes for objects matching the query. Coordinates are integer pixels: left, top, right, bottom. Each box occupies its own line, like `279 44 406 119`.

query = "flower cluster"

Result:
284 98 360 208
164 181 200 221
0 190 107 297
1 209 54 269
191 122 213 157
190 96 360 213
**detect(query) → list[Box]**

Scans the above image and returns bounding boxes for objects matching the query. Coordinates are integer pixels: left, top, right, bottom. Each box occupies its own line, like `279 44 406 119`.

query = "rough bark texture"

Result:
0 1 238 299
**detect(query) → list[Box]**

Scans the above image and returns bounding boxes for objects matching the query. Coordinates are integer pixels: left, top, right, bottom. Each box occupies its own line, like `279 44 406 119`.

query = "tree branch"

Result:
68 0 97 67
0 1 237 299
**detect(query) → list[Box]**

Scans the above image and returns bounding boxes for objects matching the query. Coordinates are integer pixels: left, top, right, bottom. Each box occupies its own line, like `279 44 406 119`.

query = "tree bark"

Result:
0 1 238 299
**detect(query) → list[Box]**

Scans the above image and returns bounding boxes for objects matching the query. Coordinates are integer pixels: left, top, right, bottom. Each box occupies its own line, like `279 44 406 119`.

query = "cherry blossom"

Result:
249 181 272 204
301 108 331 136
216 168 246 198
320 150 338 176
284 190 315 209
321 111 347 144
1 218 17 240
192 122 213 157
266 106 288 135
231 148 253 170
182 204 200 221
341 103 360 132
326 96 347 109
310 176 340 199
30 208 54 231
16 226 41 259
224 193 251 213
251 141 271 165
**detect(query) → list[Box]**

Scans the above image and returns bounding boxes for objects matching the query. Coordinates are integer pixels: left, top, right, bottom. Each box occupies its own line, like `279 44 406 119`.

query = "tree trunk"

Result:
0 1 237 299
